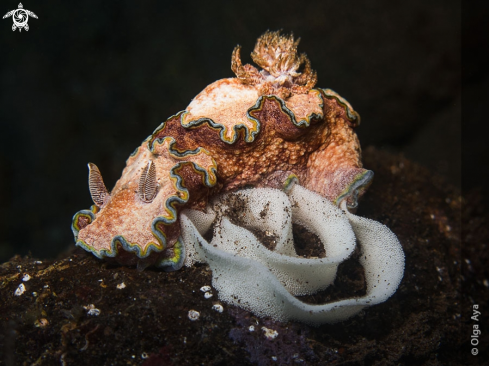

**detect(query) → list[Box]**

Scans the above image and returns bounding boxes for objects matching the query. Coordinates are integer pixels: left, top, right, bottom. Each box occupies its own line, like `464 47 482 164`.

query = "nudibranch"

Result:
72 31 405 324
72 31 373 271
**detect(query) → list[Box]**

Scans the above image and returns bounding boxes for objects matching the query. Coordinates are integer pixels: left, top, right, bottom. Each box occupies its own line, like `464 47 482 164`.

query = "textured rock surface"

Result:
1 148 479 365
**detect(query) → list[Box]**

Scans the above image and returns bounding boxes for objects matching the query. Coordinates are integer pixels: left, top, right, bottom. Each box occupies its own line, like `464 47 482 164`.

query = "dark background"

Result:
0 0 462 262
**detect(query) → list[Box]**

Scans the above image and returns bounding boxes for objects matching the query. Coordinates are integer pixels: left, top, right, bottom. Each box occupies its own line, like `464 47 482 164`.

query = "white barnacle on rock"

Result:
262 326 279 340
83 304 101 316
180 184 405 325
188 310 200 321
14 283 26 296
